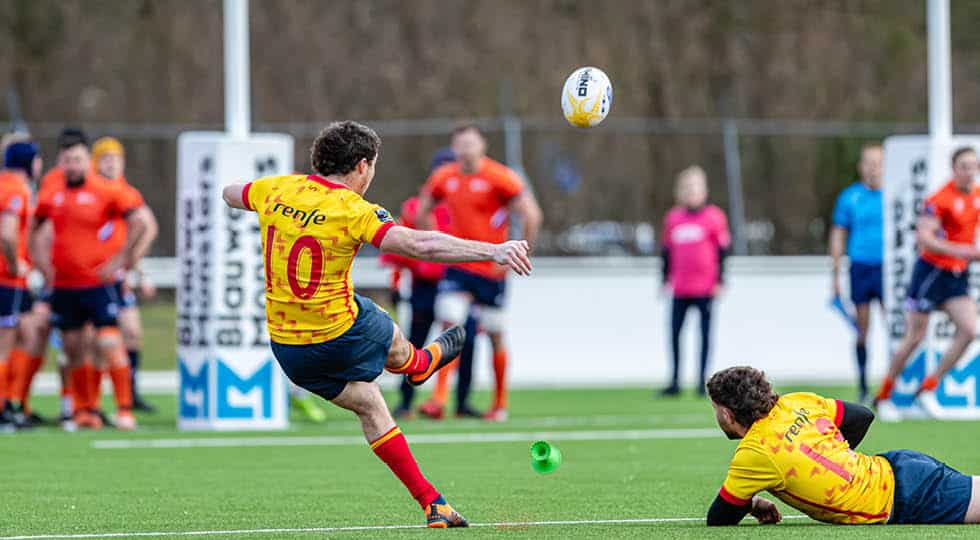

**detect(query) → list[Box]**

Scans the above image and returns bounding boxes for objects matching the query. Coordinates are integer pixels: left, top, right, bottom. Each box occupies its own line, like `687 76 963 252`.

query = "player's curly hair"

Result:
706 366 780 428
310 121 381 177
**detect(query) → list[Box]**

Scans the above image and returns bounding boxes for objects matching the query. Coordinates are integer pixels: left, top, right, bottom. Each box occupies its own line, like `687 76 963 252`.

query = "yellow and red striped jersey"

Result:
245 174 394 345
719 392 894 524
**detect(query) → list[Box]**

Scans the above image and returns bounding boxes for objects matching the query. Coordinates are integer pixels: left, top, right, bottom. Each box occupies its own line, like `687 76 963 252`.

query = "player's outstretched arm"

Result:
379 226 533 276
223 183 251 211
837 401 874 449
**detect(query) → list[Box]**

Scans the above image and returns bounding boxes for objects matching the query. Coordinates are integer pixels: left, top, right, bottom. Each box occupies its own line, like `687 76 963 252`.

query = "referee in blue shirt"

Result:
830 143 884 403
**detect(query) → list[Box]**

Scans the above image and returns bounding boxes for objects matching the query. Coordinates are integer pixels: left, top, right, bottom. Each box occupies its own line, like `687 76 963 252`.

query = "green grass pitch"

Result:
4 385 980 539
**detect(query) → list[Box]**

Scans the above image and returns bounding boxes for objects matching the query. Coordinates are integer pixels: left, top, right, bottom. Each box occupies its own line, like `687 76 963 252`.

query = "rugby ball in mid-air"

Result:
561 66 613 128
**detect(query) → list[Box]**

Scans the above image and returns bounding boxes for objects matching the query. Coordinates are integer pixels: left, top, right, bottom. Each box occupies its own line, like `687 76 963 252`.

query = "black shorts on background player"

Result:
0 286 32 328
49 286 122 330
905 258 969 313
849 262 883 305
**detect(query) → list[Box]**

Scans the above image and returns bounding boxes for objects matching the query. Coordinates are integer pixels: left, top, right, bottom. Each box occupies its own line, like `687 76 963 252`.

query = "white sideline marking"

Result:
92 428 719 450
340 413 711 430
0 515 810 539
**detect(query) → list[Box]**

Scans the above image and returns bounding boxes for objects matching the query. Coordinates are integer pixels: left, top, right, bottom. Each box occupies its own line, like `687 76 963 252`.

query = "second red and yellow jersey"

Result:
423 158 524 280
922 180 980 273
719 392 894 524
245 174 395 345
0 171 31 288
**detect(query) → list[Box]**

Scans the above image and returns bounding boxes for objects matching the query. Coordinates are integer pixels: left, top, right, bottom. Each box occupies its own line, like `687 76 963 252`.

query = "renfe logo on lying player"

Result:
783 408 812 443
272 202 327 227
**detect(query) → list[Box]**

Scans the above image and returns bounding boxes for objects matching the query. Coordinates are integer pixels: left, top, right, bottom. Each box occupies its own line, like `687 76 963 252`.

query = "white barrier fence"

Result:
31 256 878 394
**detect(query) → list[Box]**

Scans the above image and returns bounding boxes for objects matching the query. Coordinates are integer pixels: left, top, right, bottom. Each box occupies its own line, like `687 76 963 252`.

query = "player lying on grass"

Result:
705 366 980 526
223 120 532 529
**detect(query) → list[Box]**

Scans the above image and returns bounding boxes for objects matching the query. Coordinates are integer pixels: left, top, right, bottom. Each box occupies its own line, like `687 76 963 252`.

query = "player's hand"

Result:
15 259 29 278
493 240 532 276
963 246 980 261
750 497 781 525
712 284 725 298
39 265 55 286
98 255 126 283
832 276 842 298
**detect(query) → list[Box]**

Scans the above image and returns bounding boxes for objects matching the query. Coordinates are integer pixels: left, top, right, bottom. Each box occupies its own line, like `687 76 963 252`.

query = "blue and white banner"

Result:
176 132 294 430
883 135 980 420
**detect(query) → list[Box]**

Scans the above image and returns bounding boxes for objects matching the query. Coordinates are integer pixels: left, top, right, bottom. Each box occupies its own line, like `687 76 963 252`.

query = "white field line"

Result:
0 515 811 540
92 428 719 450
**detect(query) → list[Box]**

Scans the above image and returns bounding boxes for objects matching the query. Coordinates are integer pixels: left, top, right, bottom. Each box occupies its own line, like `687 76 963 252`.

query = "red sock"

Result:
492 349 508 410
370 426 440 508
108 364 133 410
388 344 434 375
70 365 92 414
920 375 939 393
875 378 894 401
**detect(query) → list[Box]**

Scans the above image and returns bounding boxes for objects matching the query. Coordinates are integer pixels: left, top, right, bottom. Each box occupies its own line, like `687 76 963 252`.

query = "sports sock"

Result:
370 426 440 508
855 344 868 395
70 365 92 414
87 366 105 411
108 364 134 410
431 359 457 406
387 342 442 376
107 343 133 410
919 374 939 393
875 378 894 402
128 349 141 395
491 349 508 410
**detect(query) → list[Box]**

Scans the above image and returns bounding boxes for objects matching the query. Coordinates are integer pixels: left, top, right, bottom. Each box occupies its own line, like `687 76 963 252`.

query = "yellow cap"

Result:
92 136 124 163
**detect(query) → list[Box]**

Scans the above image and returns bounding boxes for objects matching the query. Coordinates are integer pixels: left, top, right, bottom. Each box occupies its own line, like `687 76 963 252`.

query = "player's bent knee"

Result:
386 327 411 367
477 306 506 334
435 293 469 326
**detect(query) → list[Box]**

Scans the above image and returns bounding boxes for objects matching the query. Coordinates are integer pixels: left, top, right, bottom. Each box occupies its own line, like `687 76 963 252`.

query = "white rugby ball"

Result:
561 66 613 128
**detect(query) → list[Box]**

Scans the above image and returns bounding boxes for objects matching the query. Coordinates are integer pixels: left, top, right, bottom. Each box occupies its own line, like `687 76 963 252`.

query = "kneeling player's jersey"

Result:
719 392 894 524
244 174 394 345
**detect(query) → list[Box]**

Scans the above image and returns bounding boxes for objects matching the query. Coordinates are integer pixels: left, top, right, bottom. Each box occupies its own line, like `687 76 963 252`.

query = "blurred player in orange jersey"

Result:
30 129 146 431
92 137 159 412
416 125 542 422
381 148 479 419
874 147 980 419
224 121 533 527
0 141 41 432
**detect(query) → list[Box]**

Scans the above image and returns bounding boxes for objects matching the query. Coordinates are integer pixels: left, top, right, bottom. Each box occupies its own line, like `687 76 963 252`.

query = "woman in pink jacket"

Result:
660 166 731 397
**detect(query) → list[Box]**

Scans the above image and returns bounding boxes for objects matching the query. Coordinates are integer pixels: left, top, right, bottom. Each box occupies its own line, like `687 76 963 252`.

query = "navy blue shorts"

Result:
439 267 506 307
0 286 32 328
270 294 394 401
881 449 973 524
49 285 123 330
115 281 138 309
849 262 883 305
905 258 969 313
